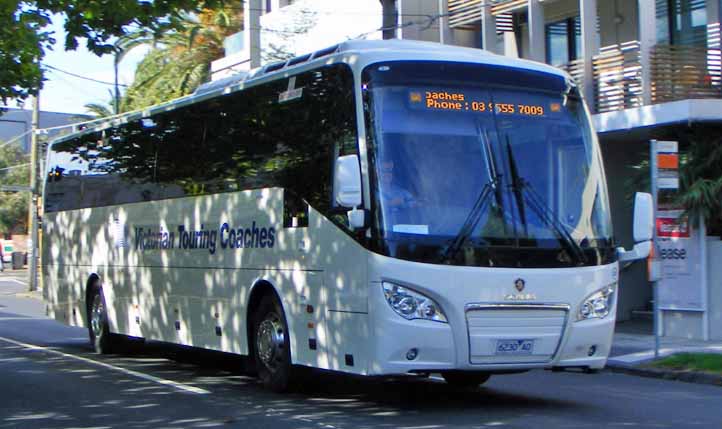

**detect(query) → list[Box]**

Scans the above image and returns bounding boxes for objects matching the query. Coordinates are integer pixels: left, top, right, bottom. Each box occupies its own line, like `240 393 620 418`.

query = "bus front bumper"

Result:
368 282 615 375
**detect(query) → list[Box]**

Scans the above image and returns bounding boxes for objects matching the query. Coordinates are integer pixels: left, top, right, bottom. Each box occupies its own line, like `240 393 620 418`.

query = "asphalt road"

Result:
1 272 721 429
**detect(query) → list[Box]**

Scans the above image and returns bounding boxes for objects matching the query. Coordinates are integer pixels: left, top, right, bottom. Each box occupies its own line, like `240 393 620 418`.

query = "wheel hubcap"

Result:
256 313 285 372
90 294 104 337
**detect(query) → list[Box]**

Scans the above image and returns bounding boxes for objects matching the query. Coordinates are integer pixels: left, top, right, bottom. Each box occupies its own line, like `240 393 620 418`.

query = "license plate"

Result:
495 339 534 355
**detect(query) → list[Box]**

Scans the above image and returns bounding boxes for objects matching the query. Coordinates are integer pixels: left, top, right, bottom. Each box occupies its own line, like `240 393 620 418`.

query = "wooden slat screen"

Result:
592 41 643 113
650 23 722 103
448 0 482 29
560 59 585 90
448 0 519 31
490 0 527 15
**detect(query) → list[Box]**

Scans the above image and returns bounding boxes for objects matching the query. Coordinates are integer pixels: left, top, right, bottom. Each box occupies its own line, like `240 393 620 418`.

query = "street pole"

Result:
650 139 659 359
114 51 120 115
380 0 398 39
28 94 40 292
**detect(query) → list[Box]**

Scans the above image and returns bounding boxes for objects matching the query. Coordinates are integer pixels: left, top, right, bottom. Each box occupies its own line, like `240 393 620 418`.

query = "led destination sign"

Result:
410 90 557 117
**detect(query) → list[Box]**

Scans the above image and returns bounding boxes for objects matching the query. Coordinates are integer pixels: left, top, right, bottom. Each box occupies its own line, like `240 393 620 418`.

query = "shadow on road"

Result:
0 308 588 429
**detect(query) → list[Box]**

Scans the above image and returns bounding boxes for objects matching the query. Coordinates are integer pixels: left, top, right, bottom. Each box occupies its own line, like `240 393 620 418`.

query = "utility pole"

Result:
380 0 398 39
28 94 40 292
114 50 120 115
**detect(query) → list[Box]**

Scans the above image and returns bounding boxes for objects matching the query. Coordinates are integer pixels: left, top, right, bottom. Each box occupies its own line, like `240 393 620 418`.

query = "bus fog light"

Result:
406 348 418 360
382 282 448 323
578 284 616 321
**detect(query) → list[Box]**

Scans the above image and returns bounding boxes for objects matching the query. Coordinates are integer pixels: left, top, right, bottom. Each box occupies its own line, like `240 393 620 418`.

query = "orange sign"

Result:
657 153 679 170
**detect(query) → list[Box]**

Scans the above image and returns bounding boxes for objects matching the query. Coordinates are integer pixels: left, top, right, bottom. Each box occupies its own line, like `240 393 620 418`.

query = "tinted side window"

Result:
44 63 358 214
44 122 165 213
155 63 358 216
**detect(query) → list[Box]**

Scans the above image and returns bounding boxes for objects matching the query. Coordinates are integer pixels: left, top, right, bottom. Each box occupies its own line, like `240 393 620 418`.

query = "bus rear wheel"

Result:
441 371 490 388
87 286 117 354
252 294 293 392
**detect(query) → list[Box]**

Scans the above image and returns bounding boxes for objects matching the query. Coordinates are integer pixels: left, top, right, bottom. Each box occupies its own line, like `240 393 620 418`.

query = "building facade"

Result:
212 0 722 339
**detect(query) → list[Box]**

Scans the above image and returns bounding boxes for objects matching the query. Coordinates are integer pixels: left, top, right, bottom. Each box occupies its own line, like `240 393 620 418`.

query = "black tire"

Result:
441 371 491 388
251 294 294 392
87 284 117 354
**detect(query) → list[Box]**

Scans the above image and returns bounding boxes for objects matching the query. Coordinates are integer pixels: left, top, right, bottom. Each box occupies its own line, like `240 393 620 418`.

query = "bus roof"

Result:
197 39 567 95
46 39 569 149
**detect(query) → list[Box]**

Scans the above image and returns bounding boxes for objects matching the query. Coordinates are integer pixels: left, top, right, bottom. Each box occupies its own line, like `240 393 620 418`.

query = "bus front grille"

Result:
465 304 569 365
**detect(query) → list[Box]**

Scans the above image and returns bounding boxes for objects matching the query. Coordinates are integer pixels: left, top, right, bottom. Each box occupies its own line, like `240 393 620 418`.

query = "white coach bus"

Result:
42 39 653 392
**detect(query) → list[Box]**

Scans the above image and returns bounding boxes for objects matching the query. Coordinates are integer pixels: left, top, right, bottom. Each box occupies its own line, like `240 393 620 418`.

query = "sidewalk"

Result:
607 321 722 386
0 268 41 299
610 332 722 364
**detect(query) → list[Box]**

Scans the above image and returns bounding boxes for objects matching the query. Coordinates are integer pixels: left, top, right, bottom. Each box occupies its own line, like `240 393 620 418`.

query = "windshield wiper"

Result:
505 136 528 239
441 177 498 263
504 141 588 265
442 125 506 263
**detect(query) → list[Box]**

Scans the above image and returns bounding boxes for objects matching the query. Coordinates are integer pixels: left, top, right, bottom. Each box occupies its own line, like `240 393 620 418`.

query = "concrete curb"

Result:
606 362 722 387
14 291 42 300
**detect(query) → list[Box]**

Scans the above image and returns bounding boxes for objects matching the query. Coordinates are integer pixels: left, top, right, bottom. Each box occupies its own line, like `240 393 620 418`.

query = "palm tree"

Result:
84 92 115 118
121 7 243 112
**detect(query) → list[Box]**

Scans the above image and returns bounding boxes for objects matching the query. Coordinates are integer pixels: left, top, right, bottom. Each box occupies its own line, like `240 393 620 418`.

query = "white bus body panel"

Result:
43 188 372 374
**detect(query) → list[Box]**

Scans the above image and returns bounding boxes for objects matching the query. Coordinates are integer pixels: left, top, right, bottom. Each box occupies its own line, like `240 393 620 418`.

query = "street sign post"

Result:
649 140 676 358
650 140 679 358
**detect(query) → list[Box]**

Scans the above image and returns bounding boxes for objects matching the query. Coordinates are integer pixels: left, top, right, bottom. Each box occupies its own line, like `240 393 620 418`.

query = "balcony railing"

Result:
447 0 526 29
448 0 482 29
561 58 585 91
489 0 526 15
591 41 643 113
586 23 721 114
650 23 721 104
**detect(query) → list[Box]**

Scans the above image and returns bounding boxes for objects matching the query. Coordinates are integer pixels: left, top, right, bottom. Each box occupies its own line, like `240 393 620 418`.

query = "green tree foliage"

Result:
84 101 114 118
677 130 722 236
120 7 243 112
0 0 224 107
0 144 30 235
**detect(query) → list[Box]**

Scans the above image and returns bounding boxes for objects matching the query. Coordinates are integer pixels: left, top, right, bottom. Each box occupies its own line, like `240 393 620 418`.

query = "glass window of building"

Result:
657 0 708 45
545 16 582 67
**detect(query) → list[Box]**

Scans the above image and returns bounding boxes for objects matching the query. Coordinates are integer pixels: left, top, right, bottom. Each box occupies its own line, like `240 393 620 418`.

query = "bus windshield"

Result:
363 61 614 268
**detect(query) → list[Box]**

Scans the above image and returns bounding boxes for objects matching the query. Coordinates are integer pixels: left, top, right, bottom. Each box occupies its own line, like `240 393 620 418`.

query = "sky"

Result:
10 14 149 115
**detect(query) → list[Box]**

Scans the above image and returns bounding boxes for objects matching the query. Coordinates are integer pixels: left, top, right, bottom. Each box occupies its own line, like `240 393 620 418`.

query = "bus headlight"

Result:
382 282 448 323
578 284 616 321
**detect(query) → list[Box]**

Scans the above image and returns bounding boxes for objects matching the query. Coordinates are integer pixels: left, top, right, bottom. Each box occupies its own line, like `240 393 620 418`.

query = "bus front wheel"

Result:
441 371 491 388
251 294 293 392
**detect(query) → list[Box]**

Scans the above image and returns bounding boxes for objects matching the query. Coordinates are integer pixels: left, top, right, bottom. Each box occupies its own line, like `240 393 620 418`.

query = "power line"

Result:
0 163 30 172
46 68 112 101
232 4 442 18
0 130 34 149
353 12 450 40
44 64 129 88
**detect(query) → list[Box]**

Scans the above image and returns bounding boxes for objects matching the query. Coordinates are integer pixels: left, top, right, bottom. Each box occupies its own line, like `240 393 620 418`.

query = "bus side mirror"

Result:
333 155 362 208
633 192 653 242
617 192 653 262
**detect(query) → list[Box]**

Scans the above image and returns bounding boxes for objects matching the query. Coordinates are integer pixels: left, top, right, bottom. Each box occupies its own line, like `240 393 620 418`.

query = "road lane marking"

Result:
4 278 28 285
0 336 210 395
